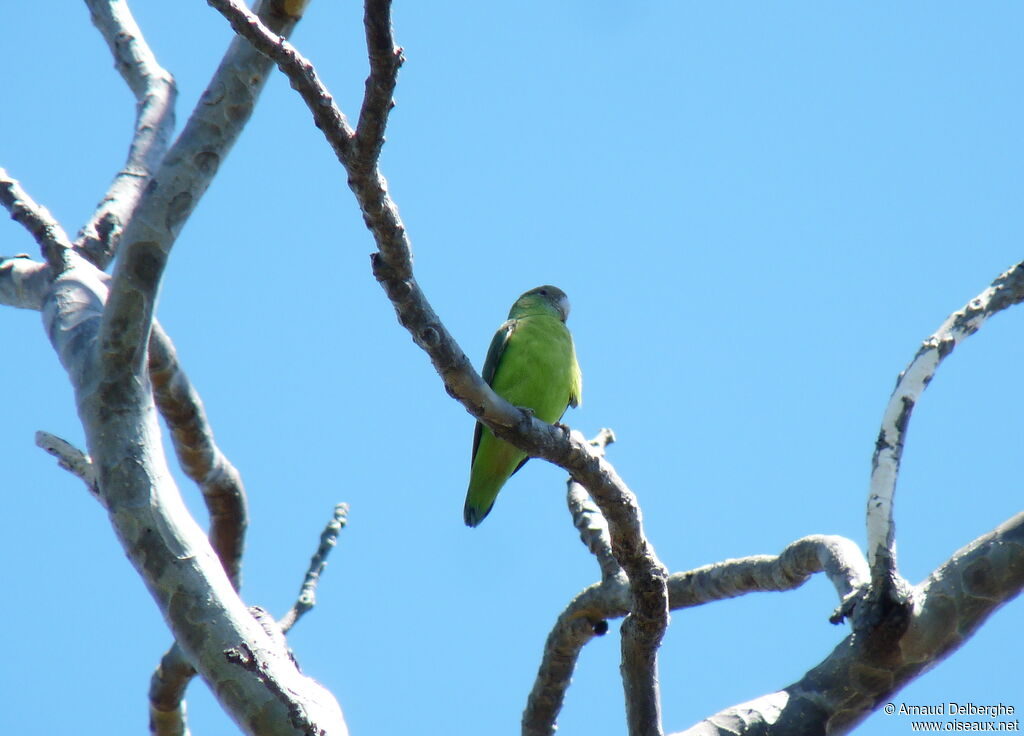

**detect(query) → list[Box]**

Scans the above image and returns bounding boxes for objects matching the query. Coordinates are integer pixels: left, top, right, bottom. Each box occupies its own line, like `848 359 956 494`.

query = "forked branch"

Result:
673 513 1024 736
866 260 1024 596
78 0 176 268
525 534 869 736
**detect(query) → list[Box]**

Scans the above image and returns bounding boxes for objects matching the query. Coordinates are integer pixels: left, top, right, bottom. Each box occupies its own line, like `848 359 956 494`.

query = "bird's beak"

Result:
558 294 571 321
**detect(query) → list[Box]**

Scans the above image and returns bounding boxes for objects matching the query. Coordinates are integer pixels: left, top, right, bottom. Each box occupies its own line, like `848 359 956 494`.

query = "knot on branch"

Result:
419 325 439 347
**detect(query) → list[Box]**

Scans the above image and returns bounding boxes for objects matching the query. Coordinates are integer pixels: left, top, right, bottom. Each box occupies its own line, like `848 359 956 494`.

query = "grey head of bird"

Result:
511 285 571 322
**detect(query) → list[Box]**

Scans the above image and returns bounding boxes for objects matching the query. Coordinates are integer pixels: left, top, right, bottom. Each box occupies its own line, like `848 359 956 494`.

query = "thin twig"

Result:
280 503 350 633
34 431 100 499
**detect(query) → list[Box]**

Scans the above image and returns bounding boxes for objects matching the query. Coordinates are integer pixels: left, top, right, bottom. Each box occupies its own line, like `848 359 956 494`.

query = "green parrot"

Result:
464 285 583 527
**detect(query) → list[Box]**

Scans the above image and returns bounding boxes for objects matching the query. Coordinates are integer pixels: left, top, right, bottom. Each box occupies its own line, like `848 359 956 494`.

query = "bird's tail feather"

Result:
463 495 496 527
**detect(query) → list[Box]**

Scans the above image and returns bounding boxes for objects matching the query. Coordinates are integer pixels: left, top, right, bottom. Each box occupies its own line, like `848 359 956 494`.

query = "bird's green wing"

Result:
568 350 582 408
471 318 517 464
482 319 515 386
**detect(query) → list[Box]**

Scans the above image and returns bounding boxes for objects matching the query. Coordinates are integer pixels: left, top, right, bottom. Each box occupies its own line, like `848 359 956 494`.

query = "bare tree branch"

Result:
568 482 621 582
7 1 350 733
674 512 1024 736
78 0 177 268
44 253 346 736
150 323 249 588
1 254 248 570
353 0 402 170
205 5 671 733
27 281 246 736
867 260 1024 599
0 258 248 591
568 429 621 582
149 647 194 736
147 323 251 736
124 2 326 731
523 579 624 736
0 168 73 273
532 511 1019 735
1 256 250 587
280 503 350 634
99 0 306 381
524 534 869 736
673 535 869 611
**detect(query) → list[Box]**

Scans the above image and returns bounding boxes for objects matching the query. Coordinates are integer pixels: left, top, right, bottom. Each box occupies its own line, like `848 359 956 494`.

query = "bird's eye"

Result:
538 289 548 296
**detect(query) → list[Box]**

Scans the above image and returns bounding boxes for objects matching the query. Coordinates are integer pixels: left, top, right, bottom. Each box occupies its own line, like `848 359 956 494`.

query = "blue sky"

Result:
1 2 1022 734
